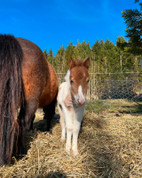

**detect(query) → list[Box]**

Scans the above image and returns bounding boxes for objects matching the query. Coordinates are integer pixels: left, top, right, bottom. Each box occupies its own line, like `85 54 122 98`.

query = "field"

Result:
0 99 142 177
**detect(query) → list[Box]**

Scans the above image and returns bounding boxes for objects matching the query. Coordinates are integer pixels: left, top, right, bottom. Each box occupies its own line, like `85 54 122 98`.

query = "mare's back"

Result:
17 38 47 67
17 38 49 100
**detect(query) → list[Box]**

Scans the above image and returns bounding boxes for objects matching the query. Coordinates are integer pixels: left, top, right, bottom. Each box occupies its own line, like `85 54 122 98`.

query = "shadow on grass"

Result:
37 170 67 178
119 103 142 115
13 114 60 163
33 113 60 132
81 114 129 177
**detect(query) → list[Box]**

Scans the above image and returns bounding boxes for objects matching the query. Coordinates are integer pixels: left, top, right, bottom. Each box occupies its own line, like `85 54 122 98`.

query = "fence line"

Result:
57 72 142 100
57 72 142 75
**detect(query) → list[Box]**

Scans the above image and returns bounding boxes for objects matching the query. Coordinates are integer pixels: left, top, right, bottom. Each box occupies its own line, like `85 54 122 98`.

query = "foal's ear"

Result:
68 57 76 69
83 58 90 69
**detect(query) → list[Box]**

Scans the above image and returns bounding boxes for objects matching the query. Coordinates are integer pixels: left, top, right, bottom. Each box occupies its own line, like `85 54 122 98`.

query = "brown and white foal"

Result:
57 58 90 155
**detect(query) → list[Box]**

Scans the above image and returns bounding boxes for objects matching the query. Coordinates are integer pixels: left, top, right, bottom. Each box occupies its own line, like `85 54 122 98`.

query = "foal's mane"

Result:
72 60 84 67
65 60 84 82
65 70 70 83
69 57 90 70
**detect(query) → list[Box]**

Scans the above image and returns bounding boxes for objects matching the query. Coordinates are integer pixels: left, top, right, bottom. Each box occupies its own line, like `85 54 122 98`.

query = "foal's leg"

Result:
65 111 73 154
72 109 84 156
72 120 81 156
58 104 66 140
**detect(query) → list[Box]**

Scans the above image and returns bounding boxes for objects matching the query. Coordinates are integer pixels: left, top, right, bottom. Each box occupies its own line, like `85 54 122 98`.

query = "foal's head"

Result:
68 57 90 105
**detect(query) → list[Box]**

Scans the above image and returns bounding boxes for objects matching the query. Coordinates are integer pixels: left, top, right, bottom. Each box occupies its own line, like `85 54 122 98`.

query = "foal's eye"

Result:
70 80 74 84
87 80 89 83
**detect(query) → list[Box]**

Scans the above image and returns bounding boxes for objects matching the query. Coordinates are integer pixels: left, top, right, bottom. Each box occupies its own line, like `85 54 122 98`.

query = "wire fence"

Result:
57 72 142 102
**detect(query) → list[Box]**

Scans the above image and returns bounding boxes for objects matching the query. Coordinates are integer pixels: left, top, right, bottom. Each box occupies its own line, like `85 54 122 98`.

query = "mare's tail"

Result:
0 34 23 165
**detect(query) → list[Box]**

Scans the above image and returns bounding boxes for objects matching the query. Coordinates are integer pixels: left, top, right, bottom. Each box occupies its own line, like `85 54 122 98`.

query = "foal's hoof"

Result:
65 149 71 155
73 150 79 156
61 137 65 142
65 145 71 155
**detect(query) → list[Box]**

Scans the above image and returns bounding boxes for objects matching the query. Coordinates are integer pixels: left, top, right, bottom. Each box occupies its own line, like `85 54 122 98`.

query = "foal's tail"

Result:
0 34 23 165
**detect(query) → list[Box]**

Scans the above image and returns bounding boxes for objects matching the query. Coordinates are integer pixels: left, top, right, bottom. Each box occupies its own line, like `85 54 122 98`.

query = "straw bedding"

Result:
0 99 141 177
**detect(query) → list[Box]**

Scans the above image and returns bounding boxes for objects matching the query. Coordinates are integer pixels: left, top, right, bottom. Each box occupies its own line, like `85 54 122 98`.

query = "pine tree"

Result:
55 46 66 73
121 1 142 54
116 36 127 71
76 40 91 60
43 49 48 59
65 42 76 60
92 40 101 72
47 49 54 66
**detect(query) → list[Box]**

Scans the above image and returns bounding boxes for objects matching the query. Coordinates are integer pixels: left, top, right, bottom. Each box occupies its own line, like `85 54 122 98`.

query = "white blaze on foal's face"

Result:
78 85 85 105
69 58 90 105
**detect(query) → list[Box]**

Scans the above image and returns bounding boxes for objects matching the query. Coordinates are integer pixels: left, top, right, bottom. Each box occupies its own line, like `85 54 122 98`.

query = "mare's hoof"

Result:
0 159 5 167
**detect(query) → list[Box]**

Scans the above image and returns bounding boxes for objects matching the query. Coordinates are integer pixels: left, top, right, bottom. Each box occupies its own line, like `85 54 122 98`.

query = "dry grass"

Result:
0 99 142 177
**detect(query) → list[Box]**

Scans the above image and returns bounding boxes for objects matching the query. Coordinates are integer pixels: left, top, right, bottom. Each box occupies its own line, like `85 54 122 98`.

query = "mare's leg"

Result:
43 96 57 131
58 104 66 140
30 114 35 130
18 99 38 154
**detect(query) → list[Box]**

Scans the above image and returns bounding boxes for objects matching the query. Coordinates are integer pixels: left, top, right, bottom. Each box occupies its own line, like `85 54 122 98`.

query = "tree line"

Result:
44 0 142 74
44 36 142 74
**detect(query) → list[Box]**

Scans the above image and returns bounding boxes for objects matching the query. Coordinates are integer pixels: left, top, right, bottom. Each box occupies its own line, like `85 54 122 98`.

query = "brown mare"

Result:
0 34 58 166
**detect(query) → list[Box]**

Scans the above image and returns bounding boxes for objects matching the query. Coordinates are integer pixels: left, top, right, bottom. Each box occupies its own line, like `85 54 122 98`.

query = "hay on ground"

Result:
0 99 141 178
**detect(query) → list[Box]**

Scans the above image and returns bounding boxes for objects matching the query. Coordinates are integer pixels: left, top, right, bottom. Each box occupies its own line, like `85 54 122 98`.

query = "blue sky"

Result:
0 0 140 55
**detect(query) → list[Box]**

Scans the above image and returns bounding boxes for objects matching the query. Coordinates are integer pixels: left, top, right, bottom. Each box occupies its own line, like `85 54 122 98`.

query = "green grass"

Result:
86 99 117 114
86 99 142 115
